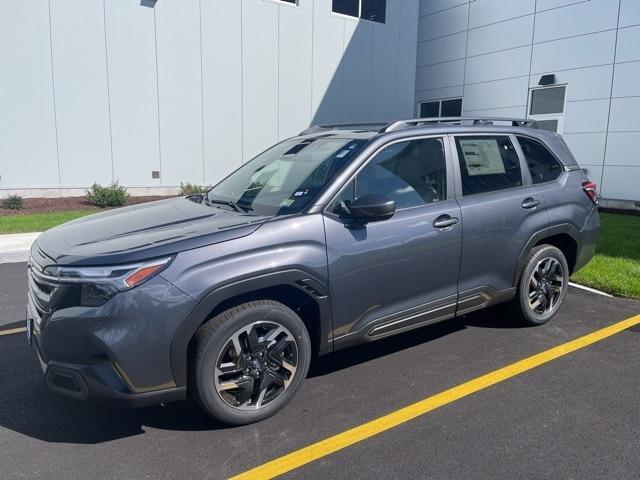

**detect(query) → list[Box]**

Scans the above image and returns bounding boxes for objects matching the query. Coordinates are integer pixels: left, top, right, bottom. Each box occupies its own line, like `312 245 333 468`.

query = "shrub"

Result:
178 182 208 196
1 194 24 210
86 182 129 208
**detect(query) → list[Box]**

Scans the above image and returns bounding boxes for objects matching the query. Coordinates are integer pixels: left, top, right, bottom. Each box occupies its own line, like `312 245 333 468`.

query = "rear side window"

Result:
517 136 563 184
455 136 522 196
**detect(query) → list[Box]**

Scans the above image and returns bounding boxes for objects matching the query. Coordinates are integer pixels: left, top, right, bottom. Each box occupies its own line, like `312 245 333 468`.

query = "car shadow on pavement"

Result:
0 307 516 444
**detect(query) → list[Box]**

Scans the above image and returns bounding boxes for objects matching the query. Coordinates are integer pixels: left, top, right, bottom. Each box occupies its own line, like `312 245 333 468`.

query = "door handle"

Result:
433 214 459 229
522 198 541 210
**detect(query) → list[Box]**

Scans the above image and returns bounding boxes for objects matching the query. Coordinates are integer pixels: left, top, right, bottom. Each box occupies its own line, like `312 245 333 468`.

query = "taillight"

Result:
582 181 598 204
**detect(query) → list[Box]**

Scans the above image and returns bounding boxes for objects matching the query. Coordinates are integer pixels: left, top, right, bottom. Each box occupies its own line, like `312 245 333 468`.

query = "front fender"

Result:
161 214 331 386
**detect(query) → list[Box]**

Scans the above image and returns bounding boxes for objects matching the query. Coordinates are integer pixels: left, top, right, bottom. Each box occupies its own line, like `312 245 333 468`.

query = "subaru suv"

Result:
26 117 599 425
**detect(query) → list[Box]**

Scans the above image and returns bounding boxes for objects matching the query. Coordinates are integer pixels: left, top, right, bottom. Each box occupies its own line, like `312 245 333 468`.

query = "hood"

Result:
32 197 269 266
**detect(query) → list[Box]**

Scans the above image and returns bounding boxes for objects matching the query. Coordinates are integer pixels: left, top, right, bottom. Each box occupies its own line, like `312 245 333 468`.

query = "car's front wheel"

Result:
189 300 311 425
512 245 569 326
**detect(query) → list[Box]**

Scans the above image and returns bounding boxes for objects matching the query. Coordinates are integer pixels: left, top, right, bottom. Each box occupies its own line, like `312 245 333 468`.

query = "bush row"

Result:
1 182 209 211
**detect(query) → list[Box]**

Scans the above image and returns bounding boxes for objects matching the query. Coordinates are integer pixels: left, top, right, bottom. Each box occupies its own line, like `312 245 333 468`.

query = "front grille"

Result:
27 258 72 330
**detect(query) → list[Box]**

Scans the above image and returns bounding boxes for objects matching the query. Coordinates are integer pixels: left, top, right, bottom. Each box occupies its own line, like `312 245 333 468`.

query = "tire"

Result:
189 300 311 425
511 245 569 326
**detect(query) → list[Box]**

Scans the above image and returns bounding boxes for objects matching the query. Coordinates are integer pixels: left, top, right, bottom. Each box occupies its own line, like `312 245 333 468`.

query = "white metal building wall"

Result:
0 0 419 193
415 0 640 203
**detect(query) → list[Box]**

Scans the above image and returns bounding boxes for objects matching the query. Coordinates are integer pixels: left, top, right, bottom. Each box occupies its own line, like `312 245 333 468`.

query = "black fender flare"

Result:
512 223 581 287
169 269 332 387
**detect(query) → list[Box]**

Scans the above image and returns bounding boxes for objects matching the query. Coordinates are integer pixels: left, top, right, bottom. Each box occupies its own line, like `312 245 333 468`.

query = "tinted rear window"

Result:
517 136 563 184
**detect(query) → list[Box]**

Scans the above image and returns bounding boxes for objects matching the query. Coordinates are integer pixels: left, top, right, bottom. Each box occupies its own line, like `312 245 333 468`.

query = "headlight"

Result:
42 257 172 307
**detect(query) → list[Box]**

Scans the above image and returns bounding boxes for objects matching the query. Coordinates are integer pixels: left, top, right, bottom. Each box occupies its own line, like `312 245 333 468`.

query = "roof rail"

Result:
299 122 389 136
382 117 539 133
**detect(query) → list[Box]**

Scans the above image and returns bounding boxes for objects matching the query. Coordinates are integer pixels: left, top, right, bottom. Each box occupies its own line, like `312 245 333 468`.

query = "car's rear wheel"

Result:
512 245 569 326
189 300 311 425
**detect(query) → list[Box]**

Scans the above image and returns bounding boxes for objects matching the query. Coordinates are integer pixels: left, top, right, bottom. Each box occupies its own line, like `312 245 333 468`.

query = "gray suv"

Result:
26 117 600 425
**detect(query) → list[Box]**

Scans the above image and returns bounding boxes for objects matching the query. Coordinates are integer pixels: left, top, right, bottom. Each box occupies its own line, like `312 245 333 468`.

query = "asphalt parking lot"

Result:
1 261 639 479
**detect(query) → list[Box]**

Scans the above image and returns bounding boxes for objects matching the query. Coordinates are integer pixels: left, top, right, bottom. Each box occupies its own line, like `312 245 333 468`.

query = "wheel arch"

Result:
170 270 332 387
513 223 581 286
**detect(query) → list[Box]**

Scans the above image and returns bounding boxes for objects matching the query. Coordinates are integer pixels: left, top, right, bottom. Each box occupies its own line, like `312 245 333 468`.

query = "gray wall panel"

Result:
396 0 420 117
278 0 313 140
469 0 534 29
563 99 610 134
612 61 640 98
370 2 401 122
416 60 465 91
531 30 616 73
155 0 203 185
417 32 467 67
201 0 243 185
609 97 640 132
0 0 58 187
533 0 618 43
311 0 345 124
615 25 640 63
241 0 279 161
619 0 640 28
418 3 468 41
464 46 531 84
467 16 534 57
105 0 160 187
601 166 640 201
50 0 112 186
463 77 529 111
605 132 640 167
563 133 607 167
419 0 468 17
341 21 374 123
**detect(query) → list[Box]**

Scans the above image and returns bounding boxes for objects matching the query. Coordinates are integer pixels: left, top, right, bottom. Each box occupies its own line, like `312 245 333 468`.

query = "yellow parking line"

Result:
230 313 640 480
0 326 26 336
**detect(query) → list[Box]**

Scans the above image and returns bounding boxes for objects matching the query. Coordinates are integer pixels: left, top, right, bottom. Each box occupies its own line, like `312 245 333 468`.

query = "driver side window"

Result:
330 137 447 215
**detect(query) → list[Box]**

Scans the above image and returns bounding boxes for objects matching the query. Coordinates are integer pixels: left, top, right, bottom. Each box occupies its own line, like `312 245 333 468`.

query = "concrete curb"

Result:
0 232 40 264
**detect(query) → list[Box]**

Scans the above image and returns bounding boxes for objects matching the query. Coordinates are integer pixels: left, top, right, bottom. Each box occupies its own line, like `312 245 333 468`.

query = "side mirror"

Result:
348 194 395 224
186 193 204 203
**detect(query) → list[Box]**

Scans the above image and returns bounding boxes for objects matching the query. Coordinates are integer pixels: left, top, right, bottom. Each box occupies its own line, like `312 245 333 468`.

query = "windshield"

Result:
206 137 366 216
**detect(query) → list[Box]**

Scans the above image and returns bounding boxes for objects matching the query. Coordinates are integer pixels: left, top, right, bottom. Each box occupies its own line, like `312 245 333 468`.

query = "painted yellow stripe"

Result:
231 313 640 480
0 326 26 337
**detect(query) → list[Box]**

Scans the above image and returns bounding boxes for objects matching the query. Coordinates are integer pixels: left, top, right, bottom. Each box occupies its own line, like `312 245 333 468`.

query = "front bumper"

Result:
27 272 196 407
33 345 186 407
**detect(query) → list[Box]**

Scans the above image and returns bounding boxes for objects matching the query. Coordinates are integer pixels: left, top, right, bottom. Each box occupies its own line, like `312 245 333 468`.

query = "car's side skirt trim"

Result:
366 302 457 339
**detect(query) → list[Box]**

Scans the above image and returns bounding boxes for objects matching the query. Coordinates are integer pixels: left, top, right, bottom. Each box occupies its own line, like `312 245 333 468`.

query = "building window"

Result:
528 86 566 133
332 0 386 23
418 98 462 118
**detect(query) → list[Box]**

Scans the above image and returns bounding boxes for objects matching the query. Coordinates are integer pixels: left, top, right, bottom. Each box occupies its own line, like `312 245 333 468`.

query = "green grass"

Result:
0 210 97 234
571 212 640 299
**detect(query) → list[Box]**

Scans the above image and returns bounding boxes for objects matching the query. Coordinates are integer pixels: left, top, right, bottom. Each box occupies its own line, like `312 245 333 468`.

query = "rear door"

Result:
450 134 550 314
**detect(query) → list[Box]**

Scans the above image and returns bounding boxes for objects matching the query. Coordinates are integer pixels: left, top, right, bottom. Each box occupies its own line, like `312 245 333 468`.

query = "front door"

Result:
323 136 462 345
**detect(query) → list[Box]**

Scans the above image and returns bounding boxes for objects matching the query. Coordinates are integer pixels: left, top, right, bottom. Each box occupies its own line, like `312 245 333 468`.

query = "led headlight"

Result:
42 257 172 307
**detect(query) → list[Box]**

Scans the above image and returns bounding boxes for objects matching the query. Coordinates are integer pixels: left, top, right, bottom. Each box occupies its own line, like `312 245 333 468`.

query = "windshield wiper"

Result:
205 197 253 213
